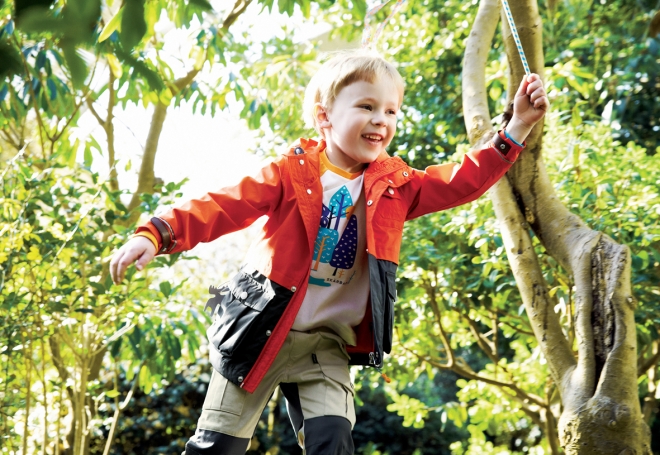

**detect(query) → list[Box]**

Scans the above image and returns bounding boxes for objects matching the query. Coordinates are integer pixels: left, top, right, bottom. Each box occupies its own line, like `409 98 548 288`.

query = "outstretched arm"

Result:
109 158 284 283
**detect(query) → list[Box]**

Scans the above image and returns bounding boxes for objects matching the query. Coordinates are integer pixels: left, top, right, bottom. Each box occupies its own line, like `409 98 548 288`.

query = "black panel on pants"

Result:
184 428 250 455
280 383 354 455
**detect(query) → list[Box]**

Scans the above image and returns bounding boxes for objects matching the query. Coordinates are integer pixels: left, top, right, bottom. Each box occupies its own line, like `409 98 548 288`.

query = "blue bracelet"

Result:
504 129 524 146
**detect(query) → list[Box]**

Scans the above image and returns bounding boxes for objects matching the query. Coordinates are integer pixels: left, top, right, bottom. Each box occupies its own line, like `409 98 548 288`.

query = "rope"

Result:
362 0 406 49
361 0 529 76
500 0 531 75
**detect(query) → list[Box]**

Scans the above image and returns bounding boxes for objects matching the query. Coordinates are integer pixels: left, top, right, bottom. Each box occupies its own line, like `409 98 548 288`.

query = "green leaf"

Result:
571 103 582 128
74 307 95 314
571 140 580 168
298 0 310 18
353 0 367 20
115 46 165 91
17 9 68 34
139 364 152 394
61 41 87 89
0 41 23 78
568 38 591 49
120 0 146 50
89 282 105 295
99 7 123 43
159 281 172 297
106 389 120 398
189 0 213 10
83 144 93 167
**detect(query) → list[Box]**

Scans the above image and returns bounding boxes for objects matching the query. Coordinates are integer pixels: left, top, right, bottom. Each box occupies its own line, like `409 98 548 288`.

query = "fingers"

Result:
517 73 549 109
110 247 137 285
526 75 549 110
136 248 155 271
110 251 120 284
110 238 155 285
535 97 549 110
515 75 529 98
110 249 126 285
531 90 549 110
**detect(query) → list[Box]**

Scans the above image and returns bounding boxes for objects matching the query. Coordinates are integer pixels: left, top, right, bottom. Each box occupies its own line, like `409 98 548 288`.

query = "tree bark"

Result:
462 0 653 453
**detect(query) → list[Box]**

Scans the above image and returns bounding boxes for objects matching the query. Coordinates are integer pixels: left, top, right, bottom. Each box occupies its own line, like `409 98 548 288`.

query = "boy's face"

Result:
316 76 401 173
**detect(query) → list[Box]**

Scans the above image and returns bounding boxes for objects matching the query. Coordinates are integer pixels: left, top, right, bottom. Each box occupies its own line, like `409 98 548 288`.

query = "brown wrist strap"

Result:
493 131 512 156
150 217 172 253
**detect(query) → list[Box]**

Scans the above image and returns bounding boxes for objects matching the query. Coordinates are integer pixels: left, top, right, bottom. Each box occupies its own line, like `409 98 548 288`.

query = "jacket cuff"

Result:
492 130 525 163
134 217 176 254
132 232 159 252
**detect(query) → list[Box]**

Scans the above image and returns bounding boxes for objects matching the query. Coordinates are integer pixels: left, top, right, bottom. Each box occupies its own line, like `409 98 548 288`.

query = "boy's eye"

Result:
360 105 372 111
387 109 397 115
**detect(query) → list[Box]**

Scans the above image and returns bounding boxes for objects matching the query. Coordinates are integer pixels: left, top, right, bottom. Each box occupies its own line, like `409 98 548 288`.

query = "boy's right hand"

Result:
110 236 157 284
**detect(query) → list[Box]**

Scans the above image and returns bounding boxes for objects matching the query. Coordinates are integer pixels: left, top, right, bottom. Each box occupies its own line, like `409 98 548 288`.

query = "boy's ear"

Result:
314 103 331 129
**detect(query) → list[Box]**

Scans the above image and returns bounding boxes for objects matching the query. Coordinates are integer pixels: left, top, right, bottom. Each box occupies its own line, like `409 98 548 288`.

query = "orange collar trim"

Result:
319 150 365 180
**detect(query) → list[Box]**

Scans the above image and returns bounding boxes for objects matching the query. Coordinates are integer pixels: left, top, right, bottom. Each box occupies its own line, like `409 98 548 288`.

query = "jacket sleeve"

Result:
405 131 524 220
135 159 284 254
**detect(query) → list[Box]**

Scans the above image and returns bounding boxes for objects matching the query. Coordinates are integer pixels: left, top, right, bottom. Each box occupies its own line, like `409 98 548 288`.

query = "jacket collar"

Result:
293 138 401 168
289 138 410 186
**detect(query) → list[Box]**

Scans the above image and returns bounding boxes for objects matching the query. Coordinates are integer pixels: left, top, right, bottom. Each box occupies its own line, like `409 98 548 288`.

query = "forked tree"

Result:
463 0 652 452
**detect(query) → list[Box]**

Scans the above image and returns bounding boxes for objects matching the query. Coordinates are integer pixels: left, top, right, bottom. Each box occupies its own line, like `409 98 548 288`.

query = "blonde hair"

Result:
303 49 405 133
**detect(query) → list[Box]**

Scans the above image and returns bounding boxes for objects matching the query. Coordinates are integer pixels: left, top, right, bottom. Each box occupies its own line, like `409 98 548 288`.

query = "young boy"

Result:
110 50 549 455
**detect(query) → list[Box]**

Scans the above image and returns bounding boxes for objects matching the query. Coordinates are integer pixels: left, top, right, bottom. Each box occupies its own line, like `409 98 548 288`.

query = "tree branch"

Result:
106 71 119 192
638 340 660 377
223 0 254 30
424 278 455 368
48 334 76 405
126 101 168 216
415 349 547 408
86 98 106 126
490 177 579 391
461 0 500 145
462 310 499 364
464 0 576 393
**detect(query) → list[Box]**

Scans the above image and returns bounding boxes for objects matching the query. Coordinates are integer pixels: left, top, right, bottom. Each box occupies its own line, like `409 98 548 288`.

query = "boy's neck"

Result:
324 144 368 174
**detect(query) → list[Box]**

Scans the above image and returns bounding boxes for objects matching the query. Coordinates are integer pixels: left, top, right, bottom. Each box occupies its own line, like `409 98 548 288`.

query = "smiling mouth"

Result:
362 134 383 142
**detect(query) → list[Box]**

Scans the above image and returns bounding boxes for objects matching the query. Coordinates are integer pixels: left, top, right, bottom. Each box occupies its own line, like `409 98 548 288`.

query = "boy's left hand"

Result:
512 73 549 127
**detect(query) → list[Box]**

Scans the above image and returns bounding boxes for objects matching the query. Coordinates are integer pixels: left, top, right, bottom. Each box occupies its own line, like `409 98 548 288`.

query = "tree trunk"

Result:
462 0 652 453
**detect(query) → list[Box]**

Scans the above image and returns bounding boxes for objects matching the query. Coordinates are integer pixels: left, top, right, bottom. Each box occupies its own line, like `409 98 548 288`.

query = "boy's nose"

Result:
371 113 386 126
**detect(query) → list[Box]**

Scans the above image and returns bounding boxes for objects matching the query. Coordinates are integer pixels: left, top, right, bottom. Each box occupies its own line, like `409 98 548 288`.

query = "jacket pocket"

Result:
383 271 397 353
206 270 276 357
376 189 406 229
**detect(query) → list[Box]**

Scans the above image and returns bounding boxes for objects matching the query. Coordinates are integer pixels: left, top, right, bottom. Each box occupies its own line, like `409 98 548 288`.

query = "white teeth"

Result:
363 135 381 140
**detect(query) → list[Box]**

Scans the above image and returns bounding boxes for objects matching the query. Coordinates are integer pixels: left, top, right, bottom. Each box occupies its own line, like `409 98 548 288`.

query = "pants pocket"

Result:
312 338 356 426
202 370 247 416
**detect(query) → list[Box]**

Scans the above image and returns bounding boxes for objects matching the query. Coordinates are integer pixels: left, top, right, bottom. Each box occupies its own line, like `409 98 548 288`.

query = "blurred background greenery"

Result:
0 0 658 454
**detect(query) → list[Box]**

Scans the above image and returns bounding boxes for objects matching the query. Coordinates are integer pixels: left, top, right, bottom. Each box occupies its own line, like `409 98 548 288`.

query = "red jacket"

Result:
138 132 523 392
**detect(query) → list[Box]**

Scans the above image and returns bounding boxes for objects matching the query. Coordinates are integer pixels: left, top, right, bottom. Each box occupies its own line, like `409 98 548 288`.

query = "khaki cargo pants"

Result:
186 329 356 455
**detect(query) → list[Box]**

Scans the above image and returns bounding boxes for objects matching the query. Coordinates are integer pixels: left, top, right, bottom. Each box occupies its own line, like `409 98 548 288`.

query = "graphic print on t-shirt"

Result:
308 155 365 288
329 213 358 275
311 185 359 276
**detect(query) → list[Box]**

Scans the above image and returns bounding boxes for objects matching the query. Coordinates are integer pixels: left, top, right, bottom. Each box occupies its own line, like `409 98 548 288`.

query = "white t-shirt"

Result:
292 151 370 345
